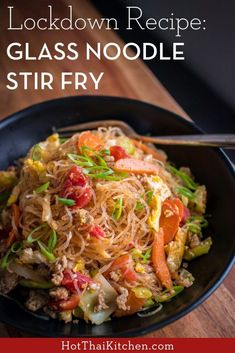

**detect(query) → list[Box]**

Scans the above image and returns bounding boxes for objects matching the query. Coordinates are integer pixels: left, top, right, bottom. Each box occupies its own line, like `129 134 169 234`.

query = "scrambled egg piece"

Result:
25 159 45 173
135 263 145 273
73 258 85 272
147 176 171 232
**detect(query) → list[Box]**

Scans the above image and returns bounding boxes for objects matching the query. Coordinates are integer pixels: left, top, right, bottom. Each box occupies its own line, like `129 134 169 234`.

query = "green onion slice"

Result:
168 165 198 190
187 215 208 228
101 174 128 181
142 248 152 263
35 182 50 193
19 279 54 289
68 148 120 181
187 224 201 234
0 240 22 269
146 190 154 204
176 186 195 200
32 144 42 161
26 224 48 244
57 197 76 206
186 215 208 234
156 286 184 303
100 149 110 156
84 168 114 179
37 241 55 262
135 200 144 211
112 197 123 221
48 229 57 252
11 241 22 253
0 248 13 269
67 153 94 167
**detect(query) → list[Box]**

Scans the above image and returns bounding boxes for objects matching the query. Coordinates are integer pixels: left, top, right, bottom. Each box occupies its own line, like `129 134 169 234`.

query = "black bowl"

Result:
0 96 234 337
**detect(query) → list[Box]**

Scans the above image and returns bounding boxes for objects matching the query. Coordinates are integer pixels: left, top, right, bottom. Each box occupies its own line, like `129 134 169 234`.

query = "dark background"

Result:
92 0 235 161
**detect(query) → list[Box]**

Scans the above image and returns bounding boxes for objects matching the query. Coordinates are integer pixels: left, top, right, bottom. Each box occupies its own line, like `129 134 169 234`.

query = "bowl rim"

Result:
0 95 234 337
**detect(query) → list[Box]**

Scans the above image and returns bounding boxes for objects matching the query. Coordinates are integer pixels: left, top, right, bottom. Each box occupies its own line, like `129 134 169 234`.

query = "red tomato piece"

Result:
61 167 93 209
62 270 93 292
110 145 129 161
89 225 105 239
121 267 138 282
71 186 93 209
50 294 80 311
104 254 137 283
61 166 89 206
67 166 87 187
104 254 131 274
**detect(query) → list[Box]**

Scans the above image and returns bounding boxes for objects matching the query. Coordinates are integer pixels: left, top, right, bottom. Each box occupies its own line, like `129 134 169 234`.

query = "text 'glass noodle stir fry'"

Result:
0 127 212 324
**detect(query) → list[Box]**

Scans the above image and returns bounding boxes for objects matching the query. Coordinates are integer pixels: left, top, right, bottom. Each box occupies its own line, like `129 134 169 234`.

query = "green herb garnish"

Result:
0 248 12 269
135 189 154 211
100 149 110 156
57 197 76 206
112 197 123 221
97 173 128 181
142 248 152 263
19 279 54 289
35 182 50 193
168 165 198 190
11 241 22 253
135 200 144 211
32 144 42 161
186 215 208 234
176 186 195 200
131 247 152 263
26 224 48 244
48 229 57 252
146 190 154 204
0 241 22 269
68 148 118 181
156 286 184 303
37 240 55 262
68 153 94 167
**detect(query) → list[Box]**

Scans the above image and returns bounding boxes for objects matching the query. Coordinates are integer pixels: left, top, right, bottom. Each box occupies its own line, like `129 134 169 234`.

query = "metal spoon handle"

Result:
137 134 235 148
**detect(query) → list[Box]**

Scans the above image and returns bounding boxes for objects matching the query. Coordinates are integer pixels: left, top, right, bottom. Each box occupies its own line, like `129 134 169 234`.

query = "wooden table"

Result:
0 0 234 338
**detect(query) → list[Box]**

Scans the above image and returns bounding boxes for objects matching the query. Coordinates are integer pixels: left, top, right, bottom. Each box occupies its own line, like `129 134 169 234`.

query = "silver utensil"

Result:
55 120 235 148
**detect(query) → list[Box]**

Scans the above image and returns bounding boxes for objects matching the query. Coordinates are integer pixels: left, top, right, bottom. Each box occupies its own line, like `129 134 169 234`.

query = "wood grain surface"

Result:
0 0 234 338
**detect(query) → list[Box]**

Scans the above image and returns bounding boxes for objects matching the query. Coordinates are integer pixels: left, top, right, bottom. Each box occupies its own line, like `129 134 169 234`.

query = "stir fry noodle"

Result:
0 127 212 324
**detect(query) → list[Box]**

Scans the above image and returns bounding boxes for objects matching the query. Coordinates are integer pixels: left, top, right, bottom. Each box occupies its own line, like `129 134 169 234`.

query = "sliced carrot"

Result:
12 204 20 229
78 131 103 153
104 254 131 275
5 230 15 248
114 290 146 317
113 158 159 175
131 139 166 163
160 198 184 244
152 228 173 290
